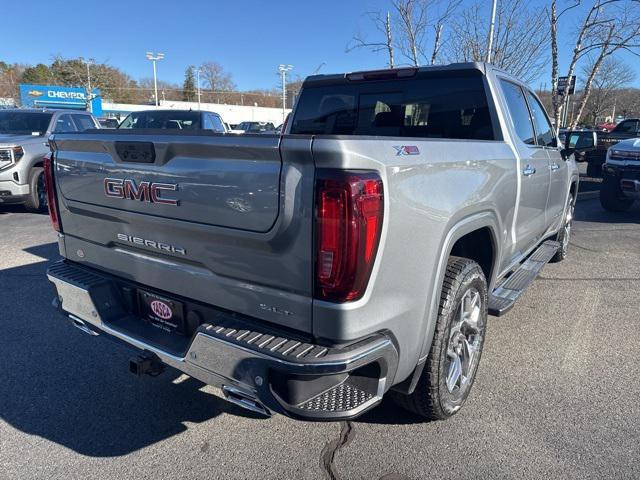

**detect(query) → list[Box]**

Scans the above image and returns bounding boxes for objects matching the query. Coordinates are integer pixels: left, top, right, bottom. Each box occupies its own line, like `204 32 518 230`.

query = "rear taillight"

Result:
315 170 384 302
43 153 61 233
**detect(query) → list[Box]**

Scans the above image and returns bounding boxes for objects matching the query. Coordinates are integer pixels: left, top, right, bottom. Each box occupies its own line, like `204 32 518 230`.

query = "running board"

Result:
488 240 560 317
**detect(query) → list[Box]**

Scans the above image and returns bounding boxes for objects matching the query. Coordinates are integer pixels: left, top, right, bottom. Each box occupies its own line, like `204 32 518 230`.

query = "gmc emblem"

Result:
104 178 179 205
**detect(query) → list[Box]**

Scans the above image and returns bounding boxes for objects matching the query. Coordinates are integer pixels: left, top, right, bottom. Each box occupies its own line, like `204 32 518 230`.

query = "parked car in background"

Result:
118 110 227 133
99 117 120 129
596 122 617 132
560 129 596 162
586 118 640 177
234 121 276 133
0 108 99 212
600 137 640 211
46 62 589 422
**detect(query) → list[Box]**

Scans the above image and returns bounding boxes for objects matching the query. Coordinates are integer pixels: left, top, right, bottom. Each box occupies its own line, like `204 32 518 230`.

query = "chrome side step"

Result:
488 240 560 316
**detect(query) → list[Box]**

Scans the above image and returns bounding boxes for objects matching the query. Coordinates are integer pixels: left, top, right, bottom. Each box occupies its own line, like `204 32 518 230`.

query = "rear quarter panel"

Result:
311 136 516 382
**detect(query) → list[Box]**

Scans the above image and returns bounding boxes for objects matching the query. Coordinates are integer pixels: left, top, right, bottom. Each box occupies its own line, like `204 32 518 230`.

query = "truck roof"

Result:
302 62 509 87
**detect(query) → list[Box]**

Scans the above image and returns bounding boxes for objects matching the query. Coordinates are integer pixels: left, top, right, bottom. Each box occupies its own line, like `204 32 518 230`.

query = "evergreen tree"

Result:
183 65 196 102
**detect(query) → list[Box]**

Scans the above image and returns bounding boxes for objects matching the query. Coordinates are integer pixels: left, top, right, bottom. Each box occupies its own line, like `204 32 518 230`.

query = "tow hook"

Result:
129 353 165 377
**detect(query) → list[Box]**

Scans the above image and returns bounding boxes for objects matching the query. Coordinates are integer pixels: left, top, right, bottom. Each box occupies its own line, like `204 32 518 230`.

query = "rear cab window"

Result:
119 111 201 130
71 114 97 131
53 114 78 133
290 72 496 140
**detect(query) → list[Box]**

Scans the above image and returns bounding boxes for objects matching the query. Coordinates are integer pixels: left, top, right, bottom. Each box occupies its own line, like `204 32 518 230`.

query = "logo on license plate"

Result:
150 300 173 320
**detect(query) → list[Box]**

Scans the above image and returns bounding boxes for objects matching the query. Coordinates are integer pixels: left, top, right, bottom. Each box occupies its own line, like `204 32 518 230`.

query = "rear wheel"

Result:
392 257 488 420
24 167 47 213
550 194 574 263
600 174 634 212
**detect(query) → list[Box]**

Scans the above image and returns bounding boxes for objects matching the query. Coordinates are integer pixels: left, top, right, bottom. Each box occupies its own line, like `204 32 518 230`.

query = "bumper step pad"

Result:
488 240 559 316
299 382 374 413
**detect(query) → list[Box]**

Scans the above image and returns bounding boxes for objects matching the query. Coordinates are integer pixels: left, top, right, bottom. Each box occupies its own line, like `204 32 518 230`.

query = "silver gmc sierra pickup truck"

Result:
45 63 593 421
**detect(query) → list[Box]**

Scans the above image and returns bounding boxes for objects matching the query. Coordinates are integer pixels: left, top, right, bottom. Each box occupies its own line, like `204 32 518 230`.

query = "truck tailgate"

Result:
56 132 281 232
51 132 315 332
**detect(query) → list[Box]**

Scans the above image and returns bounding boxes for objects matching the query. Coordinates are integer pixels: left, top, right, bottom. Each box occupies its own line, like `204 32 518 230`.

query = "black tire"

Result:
23 167 47 213
586 161 601 178
550 194 574 263
600 174 634 212
392 257 488 420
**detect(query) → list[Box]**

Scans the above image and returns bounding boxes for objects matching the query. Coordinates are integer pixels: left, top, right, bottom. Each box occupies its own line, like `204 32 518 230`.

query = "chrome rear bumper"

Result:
47 261 398 420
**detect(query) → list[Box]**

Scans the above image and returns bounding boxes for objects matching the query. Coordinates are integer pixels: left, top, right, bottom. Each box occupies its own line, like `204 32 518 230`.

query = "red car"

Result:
596 122 617 132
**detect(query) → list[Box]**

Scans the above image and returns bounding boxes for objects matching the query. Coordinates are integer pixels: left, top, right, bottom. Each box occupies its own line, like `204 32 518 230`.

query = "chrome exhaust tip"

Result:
68 315 100 336
222 386 271 417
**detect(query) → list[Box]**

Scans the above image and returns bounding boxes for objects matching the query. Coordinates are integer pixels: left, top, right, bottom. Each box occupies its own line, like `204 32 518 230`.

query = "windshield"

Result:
119 111 201 129
0 112 53 135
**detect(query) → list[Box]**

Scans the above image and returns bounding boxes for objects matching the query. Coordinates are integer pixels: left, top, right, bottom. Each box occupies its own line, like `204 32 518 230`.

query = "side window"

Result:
615 120 639 133
203 114 214 130
526 92 555 147
500 80 535 145
72 114 96 131
53 114 78 133
208 114 225 133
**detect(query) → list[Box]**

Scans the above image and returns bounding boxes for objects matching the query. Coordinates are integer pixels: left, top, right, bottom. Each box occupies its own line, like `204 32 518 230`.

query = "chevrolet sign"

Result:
19 83 102 116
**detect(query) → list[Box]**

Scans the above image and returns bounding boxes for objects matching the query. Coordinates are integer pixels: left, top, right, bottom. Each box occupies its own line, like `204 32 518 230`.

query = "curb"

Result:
577 190 599 202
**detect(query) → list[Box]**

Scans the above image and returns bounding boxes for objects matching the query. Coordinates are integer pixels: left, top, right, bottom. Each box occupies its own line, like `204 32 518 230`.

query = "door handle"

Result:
550 163 560 172
523 165 536 176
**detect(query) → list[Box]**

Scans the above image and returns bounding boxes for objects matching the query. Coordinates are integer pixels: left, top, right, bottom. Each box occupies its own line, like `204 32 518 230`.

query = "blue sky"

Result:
1 0 638 91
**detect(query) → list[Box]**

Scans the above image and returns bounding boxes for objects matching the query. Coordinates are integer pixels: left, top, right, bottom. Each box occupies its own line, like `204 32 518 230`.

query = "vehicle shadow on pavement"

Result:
356 397 427 425
0 242 263 458
574 199 640 224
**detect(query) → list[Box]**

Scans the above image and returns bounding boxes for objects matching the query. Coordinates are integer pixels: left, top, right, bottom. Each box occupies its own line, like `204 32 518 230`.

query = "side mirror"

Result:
561 130 597 160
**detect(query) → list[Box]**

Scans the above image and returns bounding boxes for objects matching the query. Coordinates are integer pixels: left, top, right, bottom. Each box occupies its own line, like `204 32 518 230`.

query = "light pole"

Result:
79 57 95 112
145 52 165 107
486 0 497 63
278 64 293 125
196 66 202 109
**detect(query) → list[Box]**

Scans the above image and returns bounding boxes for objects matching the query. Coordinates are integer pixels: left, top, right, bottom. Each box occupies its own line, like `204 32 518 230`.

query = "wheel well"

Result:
450 227 495 283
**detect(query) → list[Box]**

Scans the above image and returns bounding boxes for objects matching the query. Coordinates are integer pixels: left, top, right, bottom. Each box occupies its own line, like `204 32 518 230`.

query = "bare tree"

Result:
347 11 396 68
394 0 461 66
446 0 549 83
581 57 636 125
549 0 640 129
394 0 427 66
615 87 640 118
347 0 460 68
199 62 236 92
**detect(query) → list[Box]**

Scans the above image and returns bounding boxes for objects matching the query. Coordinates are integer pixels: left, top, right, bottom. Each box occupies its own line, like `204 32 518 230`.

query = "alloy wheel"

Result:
562 197 574 255
445 288 484 396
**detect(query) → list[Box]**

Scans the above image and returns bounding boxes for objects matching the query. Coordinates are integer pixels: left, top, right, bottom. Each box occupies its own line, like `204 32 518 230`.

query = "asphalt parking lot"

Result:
1 192 639 480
